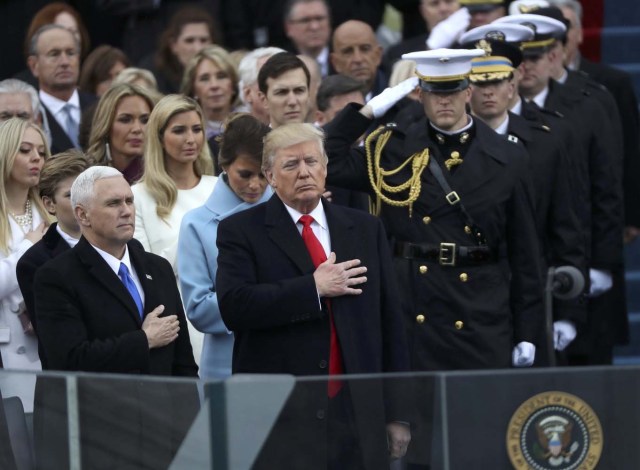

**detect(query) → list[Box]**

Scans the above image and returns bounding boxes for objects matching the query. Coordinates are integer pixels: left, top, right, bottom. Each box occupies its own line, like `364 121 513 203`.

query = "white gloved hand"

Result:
553 320 577 351
426 7 471 49
589 268 612 297
367 77 419 119
512 341 536 367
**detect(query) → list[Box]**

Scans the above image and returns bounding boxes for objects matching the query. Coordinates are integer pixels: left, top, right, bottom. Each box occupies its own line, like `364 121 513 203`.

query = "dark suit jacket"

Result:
33 236 198 469
216 195 409 470
16 223 70 368
41 91 97 154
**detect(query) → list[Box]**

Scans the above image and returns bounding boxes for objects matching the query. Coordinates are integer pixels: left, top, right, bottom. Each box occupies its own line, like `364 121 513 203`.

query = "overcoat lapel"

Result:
129 242 154 320
75 237 143 326
265 195 316 274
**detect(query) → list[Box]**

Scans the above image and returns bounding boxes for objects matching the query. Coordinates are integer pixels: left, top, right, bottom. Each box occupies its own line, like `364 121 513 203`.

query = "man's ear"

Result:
257 90 269 111
42 196 56 216
27 55 39 78
265 168 276 188
315 110 326 125
75 205 90 227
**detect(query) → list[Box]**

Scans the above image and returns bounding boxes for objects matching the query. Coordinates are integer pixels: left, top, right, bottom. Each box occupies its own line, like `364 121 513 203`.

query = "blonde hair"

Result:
180 45 240 107
262 123 326 172
112 67 163 101
141 94 213 220
0 118 51 254
389 60 417 87
86 83 158 166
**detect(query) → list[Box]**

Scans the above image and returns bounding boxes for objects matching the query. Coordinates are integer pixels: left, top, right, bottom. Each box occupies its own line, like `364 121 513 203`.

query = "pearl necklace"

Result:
9 199 33 232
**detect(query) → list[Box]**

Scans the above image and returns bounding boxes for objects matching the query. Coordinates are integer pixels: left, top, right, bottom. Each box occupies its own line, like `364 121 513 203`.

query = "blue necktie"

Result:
62 103 79 148
118 263 144 319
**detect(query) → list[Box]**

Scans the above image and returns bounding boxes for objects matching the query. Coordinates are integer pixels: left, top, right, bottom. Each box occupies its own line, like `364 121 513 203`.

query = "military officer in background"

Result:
461 25 587 363
324 48 544 371
497 13 625 365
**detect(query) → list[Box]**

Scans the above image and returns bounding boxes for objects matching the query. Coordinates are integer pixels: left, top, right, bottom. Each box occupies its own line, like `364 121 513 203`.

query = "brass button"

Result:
416 314 425 324
464 225 472 234
422 216 431 225
419 265 428 274
459 273 468 282
455 320 463 330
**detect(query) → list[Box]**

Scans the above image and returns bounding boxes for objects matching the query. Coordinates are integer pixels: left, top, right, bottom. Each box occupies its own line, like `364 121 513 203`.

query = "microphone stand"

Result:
545 267 557 367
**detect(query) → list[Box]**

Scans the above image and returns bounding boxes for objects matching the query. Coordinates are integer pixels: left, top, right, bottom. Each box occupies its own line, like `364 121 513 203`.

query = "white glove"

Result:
512 341 536 367
367 77 419 119
553 320 577 351
589 268 612 297
426 7 471 49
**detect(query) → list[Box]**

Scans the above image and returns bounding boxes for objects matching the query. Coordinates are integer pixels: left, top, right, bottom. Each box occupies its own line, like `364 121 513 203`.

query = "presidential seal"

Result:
506 391 603 470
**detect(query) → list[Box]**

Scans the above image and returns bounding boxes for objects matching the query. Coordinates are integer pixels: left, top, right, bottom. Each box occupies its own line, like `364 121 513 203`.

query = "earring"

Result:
105 142 112 162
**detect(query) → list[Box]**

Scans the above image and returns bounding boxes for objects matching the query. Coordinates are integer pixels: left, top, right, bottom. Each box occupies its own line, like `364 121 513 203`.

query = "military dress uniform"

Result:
325 103 543 370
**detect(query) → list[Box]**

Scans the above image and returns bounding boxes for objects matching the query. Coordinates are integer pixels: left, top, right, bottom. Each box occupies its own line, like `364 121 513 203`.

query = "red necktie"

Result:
299 214 344 397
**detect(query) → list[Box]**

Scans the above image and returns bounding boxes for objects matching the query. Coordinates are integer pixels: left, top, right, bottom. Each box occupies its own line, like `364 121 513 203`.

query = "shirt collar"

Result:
90 242 133 277
494 114 509 135
532 86 549 109
39 89 80 115
56 224 79 248
283 199 328 231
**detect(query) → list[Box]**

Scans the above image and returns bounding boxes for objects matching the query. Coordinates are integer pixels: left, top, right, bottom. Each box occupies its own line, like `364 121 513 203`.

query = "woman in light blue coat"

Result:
178 114 272 378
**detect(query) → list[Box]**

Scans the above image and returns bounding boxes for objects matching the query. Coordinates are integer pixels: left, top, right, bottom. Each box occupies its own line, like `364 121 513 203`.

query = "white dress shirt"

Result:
90 243 146 306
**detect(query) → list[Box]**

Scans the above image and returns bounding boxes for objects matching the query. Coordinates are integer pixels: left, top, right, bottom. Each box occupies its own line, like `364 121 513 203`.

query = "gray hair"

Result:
71 166 123 210
0 79 40 119
262 123 327 172
238 47 286 104
547 0 582 23
29 23 80 57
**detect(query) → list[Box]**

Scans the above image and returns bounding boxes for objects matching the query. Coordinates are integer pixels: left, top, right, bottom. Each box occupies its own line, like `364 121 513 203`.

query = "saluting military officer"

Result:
324 48 544 371
461 25 587 363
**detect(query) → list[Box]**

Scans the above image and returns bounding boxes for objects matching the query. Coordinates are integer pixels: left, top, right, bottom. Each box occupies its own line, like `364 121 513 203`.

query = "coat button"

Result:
316 409 325 420
416 314 425 324
455 321 463 330
459 273 468 282
422 216 431 225
319 360 327 369
419 265 428 274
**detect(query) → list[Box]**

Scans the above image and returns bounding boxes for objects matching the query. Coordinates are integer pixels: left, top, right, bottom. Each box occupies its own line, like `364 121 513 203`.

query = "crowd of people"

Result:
0 0 638 468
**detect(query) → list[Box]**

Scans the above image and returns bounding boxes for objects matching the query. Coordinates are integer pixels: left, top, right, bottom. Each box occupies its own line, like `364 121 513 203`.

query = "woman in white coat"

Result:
178 114 271 378
0 118 50 411
132 95 217 364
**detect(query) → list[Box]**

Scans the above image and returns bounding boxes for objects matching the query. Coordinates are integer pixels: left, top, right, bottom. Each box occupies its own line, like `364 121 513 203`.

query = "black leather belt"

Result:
394 241 496 266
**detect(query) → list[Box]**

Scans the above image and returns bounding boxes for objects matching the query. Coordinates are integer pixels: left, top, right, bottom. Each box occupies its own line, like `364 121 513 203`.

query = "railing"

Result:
1 366 639 469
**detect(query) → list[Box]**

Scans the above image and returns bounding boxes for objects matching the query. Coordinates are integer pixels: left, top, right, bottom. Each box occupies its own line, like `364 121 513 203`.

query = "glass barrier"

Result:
0 366 639 469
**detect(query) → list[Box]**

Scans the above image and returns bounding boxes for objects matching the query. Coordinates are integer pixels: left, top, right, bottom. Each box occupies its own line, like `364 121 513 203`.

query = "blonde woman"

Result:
86 83 158 184
132 95 217 363
0 118 50 411
181 45 240 141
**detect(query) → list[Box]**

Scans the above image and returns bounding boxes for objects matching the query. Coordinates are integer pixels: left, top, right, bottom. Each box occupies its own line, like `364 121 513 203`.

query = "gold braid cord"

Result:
364 125 430 217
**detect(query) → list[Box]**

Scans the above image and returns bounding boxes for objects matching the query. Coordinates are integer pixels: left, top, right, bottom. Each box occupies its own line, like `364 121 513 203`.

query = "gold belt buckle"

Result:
439 242 456 266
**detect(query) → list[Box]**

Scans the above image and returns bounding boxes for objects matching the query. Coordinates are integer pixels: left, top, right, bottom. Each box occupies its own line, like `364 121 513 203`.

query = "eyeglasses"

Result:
288 15 328 26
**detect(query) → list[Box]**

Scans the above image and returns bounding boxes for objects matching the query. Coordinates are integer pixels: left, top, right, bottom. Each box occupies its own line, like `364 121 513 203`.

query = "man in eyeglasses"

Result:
284 0 332 77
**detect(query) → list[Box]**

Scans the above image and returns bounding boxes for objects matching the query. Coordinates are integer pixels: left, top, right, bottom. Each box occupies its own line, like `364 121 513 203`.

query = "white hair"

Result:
238 47 286 104
71 166 123 210
0 79 41 119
